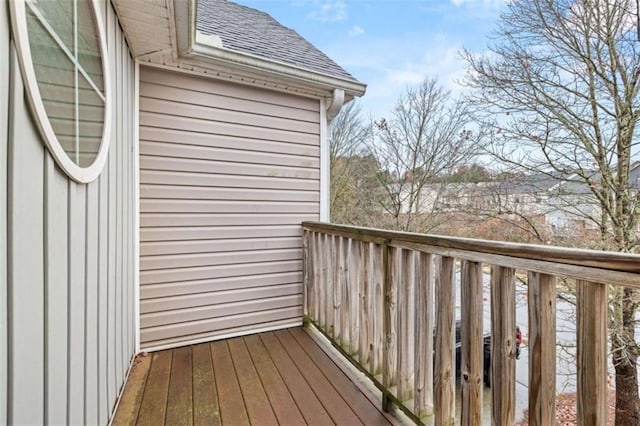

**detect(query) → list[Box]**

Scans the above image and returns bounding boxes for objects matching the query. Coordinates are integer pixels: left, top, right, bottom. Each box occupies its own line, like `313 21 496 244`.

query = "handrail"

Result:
301 221 629 425
302 221 640 287
302 221 640 272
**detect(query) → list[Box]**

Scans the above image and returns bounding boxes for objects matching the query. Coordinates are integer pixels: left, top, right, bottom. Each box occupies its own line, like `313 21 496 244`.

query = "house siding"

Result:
139 66 320 349
3 2 136 424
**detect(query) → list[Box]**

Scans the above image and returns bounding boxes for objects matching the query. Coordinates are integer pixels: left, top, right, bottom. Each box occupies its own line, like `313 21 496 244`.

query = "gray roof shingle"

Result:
196 0 358 82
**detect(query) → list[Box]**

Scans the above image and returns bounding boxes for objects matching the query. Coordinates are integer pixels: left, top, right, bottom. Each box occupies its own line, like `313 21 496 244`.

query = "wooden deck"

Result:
112 327 397 425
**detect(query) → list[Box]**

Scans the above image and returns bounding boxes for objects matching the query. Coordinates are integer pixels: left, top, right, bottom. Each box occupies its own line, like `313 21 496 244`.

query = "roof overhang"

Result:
112 0 366 100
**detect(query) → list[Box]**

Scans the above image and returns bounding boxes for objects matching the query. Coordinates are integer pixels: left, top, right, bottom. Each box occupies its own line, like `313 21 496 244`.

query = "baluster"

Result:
342 238 354 353
333 237 348 348
382 244 398 410
434 256 455 425
577 280 607 425
373 243 384 376
397 249 413 402
490 266 516 425
528 272 556 425
317 232 325 330
359 241 371 367
414 251 433 418
333 235 342 344
348 239 360 356
461 260 483 425
302 230 310 318
326 234 335 338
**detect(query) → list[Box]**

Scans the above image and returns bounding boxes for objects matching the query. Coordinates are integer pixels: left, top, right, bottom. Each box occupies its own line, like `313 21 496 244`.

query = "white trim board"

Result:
137 60 331 101
0 1 10 421
133 60 140 354
319 98 329 222
141 321 303 353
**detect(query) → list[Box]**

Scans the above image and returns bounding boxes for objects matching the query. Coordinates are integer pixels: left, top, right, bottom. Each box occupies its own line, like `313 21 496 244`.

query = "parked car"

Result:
451 320 522 387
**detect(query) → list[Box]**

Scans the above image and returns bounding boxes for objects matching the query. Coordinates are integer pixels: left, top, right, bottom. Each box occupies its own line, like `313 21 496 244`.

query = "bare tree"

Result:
367 77 480 232
463 0 640 422
329 101 382 225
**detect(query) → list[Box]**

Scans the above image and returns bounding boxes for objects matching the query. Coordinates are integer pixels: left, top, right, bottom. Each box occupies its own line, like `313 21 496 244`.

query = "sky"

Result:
232 0 511 119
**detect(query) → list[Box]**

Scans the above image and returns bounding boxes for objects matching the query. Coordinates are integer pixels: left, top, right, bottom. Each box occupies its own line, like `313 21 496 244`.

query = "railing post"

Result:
528 272 556 426
490 266 516 425
461 260 483 426
577 280 607 425
434 256 455 426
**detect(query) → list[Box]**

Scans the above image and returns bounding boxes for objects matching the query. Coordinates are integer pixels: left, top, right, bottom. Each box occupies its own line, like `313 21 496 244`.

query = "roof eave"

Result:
174 0 366 98
187 37 366 97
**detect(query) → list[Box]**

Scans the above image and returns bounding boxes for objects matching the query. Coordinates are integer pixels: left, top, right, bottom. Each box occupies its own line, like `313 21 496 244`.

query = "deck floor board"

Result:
192 343 221 426
228 337 279 426
211 340 250 426
136 350 172 425
165 346 194 426
274 329 364 426
289 327 393 426
113 327 394 425
243 334 307 425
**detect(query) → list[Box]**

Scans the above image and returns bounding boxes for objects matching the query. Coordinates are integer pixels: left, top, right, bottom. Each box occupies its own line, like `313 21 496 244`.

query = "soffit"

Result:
111 0 177 60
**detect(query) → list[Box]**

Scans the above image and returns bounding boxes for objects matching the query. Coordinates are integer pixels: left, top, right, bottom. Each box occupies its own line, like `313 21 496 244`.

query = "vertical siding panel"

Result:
85 182 99 424
98 166 109 423
6 0 136 422
131 62 136 356
67 182 87 424
44 157 69 424
123 49 129 365
115 30 124 387
97 6 111 414
98 167 109 423
0 3 9 423
126 58 134 360
107 6 118 409
7 46 45 424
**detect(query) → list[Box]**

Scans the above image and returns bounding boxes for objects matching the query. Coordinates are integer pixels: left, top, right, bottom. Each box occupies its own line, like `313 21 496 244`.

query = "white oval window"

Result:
10 0 111 183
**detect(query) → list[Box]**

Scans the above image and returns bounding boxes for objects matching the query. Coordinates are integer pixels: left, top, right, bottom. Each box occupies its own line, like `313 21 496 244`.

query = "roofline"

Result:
174 0 366 98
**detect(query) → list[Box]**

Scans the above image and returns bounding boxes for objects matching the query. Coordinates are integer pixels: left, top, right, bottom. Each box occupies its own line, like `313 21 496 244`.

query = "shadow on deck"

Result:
112 327 399 425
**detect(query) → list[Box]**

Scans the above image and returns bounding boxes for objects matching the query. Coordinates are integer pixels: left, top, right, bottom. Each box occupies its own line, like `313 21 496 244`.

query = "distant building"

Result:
400 163 640 237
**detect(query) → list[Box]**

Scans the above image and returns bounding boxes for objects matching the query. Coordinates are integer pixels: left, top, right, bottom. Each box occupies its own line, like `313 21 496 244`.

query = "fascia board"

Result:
186 40 367 98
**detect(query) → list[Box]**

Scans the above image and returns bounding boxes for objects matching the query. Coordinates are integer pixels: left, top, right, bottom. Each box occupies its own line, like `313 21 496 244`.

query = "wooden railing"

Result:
301 222 640 425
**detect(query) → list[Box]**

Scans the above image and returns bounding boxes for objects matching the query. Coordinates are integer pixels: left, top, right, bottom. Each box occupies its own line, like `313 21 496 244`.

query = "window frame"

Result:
10 0 111 183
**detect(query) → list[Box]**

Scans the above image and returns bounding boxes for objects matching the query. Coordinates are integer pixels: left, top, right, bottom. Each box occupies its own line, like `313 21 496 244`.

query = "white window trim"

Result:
9 0 111 183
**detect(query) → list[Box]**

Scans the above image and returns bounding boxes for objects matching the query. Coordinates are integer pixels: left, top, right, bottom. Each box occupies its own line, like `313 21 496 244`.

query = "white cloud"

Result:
325 34 471 118
307 1 348 23
348 25 364 37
